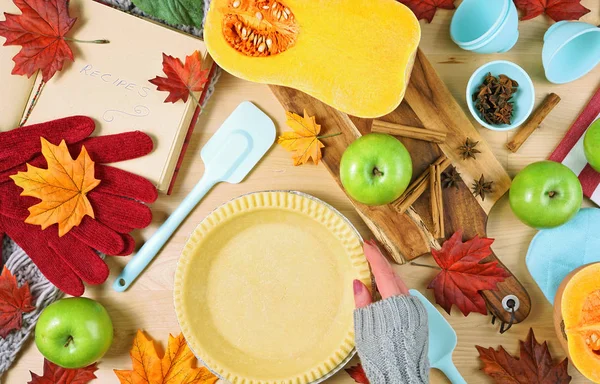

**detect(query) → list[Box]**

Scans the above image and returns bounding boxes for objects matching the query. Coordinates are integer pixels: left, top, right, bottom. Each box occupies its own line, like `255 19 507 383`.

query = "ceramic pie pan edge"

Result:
174 190 370 384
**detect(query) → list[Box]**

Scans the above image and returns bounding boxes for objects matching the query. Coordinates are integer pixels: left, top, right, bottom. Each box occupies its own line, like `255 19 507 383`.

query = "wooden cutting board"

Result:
271 49 531 328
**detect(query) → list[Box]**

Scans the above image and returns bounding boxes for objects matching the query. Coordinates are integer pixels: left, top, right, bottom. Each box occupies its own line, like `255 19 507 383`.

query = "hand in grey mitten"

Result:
353 240 429 384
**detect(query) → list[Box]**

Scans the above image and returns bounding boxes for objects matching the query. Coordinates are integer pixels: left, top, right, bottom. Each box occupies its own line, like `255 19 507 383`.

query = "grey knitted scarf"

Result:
0 0 218 377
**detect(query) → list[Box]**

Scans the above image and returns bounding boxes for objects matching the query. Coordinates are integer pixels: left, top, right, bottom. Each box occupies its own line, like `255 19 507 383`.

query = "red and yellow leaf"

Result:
514 0 590 22
476 328 571 383
398 0 456 23
114 330 218 384
0 266 35 338
149 51 210 103
10 138 100 237
427 231 510 316
0 0 76 81
28 359 97 384
345 364 370 384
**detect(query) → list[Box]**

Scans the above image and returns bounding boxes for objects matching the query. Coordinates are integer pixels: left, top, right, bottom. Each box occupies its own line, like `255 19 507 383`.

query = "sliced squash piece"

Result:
204 0 421 118
555 263 600 383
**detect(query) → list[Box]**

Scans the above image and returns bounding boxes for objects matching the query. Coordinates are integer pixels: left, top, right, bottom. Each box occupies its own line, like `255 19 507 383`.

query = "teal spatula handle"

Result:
436 356 466 384
112 175 217 292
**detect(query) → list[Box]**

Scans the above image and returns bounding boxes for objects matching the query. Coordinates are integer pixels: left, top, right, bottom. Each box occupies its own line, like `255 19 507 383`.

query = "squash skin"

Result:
205 0 421 118
556 263 600 383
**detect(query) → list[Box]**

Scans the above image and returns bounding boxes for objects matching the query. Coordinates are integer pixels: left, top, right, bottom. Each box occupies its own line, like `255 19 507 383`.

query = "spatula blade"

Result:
201 101 275 184
410 290 458 366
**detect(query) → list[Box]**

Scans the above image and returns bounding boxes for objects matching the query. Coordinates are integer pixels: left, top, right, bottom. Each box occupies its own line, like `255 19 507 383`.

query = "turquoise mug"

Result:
450 0 519 54
543 21 600 84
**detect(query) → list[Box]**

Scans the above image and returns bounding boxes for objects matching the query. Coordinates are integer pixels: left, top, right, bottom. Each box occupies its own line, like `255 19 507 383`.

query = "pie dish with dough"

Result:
174 191 371 384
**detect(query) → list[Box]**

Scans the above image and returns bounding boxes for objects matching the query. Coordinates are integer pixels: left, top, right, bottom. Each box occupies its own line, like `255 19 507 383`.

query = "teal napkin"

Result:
526 208 600 304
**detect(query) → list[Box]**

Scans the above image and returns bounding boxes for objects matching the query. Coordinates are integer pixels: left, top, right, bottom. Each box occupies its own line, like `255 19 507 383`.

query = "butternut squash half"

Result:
555 263 600 383
204 0 421 118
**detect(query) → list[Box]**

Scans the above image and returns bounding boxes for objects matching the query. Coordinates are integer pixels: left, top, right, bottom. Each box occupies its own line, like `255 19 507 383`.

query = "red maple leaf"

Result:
514 0 590 22
476 328 571 383
345 364 370 384
427 231 510 316
28 359 98 384
398 0 456 23
0 266 35 338
149 51 210 104
0 0 76 81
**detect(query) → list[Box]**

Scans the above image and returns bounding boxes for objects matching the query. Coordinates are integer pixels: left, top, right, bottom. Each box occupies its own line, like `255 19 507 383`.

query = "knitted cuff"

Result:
354 295 428 341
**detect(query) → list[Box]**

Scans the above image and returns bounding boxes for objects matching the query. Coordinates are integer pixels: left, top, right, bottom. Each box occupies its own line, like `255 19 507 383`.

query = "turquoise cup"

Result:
450 0 519 54
466 61 535 131
543 21 600 84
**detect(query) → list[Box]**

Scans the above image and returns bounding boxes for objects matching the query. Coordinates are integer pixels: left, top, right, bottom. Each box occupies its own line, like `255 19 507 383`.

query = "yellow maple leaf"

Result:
10 138 100 237
277 110 339 166
114 330 218 384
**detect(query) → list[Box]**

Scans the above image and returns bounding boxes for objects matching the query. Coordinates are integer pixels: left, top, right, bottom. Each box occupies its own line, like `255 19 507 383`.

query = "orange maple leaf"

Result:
277 110 339 166
149 51 210 104
10 138 100 237
114 330 218 384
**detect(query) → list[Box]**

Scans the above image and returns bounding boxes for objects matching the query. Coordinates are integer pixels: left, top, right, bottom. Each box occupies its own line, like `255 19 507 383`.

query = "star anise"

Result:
472 174 494 201
458 138 481 160
473 73 518 125
442 168 462 189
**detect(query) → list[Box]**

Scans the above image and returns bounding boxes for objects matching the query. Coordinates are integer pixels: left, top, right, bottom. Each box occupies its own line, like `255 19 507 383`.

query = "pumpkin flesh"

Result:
561 263 600 383
204 0 421 118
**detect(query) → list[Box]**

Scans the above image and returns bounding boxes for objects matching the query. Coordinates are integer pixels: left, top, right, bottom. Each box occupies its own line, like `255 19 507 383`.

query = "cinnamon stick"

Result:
372 120 447 143
506 93 561 153
430 164 444 238
393 155 451 214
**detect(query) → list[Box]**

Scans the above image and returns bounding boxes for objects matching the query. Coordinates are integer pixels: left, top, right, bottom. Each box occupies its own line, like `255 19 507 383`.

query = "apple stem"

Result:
548 191 557 198
373 168 384 177
410 262 442 270
64 335 74 348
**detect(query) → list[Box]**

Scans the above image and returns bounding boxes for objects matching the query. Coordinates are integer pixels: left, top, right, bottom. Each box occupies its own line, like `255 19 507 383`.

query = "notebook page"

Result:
25 0 211 190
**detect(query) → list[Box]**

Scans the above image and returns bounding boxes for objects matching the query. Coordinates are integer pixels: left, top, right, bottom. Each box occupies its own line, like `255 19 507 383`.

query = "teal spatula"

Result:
411 290 466 384
113 101 276 292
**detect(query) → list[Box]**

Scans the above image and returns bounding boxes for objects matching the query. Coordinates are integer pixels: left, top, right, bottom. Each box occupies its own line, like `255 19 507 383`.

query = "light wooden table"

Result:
6 2 600 383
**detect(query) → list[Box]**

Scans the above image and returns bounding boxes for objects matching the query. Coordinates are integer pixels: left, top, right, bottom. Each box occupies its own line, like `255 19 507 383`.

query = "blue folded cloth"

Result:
526 208 600 304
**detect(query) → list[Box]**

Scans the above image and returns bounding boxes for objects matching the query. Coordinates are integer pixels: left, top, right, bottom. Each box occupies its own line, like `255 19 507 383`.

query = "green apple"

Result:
35 297 113 369
509 161 582 229
584 119 600 172
340 133 412 206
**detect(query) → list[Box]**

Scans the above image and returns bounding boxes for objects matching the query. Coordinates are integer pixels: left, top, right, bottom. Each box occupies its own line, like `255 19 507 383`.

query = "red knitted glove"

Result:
0 116 157 295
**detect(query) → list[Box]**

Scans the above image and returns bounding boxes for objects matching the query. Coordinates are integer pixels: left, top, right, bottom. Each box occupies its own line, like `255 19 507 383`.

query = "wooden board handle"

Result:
482 252 531 327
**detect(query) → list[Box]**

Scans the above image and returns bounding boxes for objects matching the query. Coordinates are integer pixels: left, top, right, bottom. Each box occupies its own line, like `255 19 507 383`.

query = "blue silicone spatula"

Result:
113 101 276 292
411 289 467 384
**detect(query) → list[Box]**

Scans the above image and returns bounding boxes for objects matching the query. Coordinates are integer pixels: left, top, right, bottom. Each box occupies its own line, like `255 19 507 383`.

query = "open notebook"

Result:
0 0 215 193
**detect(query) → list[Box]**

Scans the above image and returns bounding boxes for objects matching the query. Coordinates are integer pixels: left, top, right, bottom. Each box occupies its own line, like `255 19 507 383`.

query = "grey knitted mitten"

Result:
354 295 430 384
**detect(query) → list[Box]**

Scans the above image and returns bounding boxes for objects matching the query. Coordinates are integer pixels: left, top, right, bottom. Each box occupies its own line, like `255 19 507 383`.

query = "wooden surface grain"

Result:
5 1 600 382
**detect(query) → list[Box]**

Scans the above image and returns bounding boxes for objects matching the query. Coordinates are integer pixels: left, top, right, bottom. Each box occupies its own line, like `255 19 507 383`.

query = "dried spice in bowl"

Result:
473 73 519 125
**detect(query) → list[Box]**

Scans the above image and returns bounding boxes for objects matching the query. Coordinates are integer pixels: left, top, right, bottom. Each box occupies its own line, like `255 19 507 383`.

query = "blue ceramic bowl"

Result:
466 61 535 131
543 21 600 84
450 0 519 54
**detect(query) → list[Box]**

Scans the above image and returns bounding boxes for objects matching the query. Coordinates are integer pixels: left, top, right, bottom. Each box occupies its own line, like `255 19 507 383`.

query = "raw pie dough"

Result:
174 191 371 384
